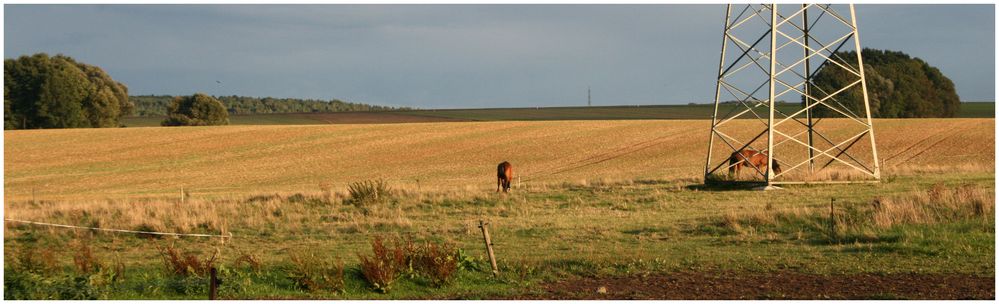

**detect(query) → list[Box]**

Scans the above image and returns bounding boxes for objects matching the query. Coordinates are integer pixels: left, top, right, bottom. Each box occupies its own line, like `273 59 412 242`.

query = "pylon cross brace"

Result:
704 4 881 185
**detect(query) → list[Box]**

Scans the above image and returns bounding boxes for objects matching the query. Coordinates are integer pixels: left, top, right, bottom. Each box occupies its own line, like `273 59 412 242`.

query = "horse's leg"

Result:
497 177 502 192
728 157 739 177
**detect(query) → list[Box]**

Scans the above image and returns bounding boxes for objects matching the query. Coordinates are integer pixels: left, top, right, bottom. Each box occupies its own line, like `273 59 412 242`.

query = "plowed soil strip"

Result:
521 271 994 300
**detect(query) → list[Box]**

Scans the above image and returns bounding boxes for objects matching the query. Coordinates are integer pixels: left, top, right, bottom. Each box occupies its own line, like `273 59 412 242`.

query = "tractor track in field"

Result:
893 124 972 166
522 128 691 182
881 123 959 165
509 271 995 300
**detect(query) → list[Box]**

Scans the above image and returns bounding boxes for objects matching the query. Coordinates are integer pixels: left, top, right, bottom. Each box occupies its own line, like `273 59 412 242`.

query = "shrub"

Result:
455 248 484 272
4 272 101 300
346 179 392 207
358 236 405 293
161 93 229 126
71 241 126 286
72 241 101 274
287 252 345 293
4 243 121 300
412 241 460 287
8 245 59 275
158 244 218 277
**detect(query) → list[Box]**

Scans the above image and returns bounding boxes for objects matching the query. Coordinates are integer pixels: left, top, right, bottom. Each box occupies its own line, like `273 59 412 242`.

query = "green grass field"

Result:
121 114 328 127
3 118 995 299
955 102 996 118
121 102 994 127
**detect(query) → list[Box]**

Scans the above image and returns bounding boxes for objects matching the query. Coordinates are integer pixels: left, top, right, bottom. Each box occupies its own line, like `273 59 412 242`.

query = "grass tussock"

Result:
347 179 392 207
232 252 262 273
712 183 994 244
872 184 994 228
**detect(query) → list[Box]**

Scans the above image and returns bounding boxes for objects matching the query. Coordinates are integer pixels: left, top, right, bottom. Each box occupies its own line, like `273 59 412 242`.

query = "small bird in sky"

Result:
216 80 221 84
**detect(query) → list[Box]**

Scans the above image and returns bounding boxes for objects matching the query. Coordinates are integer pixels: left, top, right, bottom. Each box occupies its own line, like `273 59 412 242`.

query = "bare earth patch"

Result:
520 271 994 300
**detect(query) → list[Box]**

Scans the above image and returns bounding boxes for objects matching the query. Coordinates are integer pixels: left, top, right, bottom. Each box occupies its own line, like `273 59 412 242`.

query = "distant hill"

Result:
130 95 408 116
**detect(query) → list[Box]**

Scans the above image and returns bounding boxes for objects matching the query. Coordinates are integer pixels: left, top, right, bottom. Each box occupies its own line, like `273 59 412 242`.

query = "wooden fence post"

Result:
478 219 499 277
209 267 218 300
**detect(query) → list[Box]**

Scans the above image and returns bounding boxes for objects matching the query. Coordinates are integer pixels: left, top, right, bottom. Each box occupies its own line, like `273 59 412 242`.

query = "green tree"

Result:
161 93 230 126
809 48 960 118
3 53 133 129
129 94 406 117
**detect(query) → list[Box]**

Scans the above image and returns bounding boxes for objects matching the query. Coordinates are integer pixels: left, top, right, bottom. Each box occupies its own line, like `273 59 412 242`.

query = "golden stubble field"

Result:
4 118 994 202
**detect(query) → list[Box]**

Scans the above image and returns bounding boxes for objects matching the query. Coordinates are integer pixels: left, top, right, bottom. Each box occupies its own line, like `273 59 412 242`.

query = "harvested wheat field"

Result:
4 119 993 202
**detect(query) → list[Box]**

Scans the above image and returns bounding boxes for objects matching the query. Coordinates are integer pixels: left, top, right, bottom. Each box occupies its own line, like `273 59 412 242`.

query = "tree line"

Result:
5 49 966 130
131 95 408 117
4 53 407 129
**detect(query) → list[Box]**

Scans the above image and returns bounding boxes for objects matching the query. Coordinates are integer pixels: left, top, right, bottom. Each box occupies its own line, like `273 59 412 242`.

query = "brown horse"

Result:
729 149 782 177
497 161 513 192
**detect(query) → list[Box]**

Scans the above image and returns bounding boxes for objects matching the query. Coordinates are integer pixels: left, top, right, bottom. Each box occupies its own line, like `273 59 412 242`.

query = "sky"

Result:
4 4 995 109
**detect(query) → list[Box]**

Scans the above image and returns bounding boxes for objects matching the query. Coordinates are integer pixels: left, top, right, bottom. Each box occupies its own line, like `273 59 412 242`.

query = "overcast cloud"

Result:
4 4 994 108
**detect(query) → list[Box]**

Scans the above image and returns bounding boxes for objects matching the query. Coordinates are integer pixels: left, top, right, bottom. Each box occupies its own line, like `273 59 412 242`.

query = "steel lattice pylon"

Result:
704 4 880 186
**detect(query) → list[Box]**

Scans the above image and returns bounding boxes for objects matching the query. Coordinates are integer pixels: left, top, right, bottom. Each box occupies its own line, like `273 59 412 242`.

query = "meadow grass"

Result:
3 170 993 299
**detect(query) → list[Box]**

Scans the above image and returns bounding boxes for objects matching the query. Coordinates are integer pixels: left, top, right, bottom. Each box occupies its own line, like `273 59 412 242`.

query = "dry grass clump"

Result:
346 179 392 207
158 243 218 277
232 252 262 273
783 167 874 182
4 198 229 236
287 252 345 293
717 207 810 235
872 183 994 228
713 183 993 243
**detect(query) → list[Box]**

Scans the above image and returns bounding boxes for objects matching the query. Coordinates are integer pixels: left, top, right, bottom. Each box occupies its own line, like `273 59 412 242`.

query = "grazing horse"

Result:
729 149 782 177
497 161 513 192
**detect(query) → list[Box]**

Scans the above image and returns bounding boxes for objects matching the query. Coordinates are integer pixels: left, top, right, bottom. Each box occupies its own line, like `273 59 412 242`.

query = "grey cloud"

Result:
4 4 993 108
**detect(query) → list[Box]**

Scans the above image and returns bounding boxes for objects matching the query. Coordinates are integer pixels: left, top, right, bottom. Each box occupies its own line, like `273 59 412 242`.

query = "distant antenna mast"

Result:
588 86 592 107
